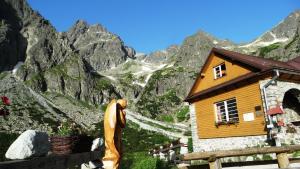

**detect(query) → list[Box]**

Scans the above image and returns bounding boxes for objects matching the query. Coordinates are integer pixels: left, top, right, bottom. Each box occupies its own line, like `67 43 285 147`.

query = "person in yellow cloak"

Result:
102 99 127 169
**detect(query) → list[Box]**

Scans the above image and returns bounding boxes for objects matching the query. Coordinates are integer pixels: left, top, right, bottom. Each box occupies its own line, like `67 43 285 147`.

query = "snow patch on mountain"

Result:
100 58 173 88
239 31 289 49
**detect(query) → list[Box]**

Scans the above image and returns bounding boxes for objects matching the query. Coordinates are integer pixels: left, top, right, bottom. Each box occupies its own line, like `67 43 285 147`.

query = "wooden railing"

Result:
0 151 102 169
149 139 188 162
180 145 300 169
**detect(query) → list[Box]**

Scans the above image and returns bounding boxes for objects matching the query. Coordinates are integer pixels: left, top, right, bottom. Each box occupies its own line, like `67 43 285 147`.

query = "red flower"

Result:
1 96 11 105
277 120 285 127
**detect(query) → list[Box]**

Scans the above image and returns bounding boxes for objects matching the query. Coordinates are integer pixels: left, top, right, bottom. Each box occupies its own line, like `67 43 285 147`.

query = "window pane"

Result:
221 64 226 70
226 98 238 122
215 98 239 123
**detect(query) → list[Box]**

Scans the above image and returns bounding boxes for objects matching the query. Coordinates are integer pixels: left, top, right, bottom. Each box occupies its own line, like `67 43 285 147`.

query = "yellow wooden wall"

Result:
191 53 251 94
194 82 266 138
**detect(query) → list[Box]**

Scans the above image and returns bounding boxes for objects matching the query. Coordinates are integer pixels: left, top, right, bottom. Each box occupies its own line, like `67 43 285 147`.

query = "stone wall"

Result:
259 79 300 110
194 135 268 152
259 79 300 146
189 104 202 152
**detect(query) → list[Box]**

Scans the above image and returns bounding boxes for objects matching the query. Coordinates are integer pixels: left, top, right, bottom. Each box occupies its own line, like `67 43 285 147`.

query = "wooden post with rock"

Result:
207 155 222 169
276 152 289 168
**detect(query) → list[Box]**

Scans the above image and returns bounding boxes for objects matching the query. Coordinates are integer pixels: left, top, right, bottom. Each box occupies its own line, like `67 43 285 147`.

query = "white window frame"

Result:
214 98 239 123
213 63 226 79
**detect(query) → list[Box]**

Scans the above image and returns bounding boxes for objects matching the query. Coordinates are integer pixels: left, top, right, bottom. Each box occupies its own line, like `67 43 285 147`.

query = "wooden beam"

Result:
182 145 300 161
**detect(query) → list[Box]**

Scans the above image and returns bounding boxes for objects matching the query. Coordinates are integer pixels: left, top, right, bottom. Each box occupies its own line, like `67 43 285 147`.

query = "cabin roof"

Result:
212 48 300 71
185 48 300 103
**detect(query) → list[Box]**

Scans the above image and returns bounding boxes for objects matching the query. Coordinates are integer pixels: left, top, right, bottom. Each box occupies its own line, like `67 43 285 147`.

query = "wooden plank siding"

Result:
190 53 252 95
194 81 267 138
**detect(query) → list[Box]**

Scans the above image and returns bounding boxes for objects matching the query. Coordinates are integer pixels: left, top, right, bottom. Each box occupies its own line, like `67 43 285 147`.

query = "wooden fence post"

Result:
276 152 289 168
208 155 222 169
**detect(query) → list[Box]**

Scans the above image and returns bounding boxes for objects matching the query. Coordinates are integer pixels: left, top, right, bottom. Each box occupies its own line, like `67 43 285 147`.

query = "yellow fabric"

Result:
102 99 127 169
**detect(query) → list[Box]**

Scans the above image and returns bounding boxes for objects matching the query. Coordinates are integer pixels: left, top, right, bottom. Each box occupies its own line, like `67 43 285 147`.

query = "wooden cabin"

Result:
185 48 300 152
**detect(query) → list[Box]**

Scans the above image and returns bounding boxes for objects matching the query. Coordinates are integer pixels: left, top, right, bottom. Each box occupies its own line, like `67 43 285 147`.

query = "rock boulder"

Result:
5 130 50 159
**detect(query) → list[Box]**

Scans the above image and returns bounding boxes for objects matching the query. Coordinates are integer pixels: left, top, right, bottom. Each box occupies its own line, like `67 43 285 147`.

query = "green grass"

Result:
262 154 273 160
0 72 8 80
122 152 174 169
176 106 189 122
293 151 300 157
122 123 175 169
259 43 281 56
0 132 19 161
158 114 174 123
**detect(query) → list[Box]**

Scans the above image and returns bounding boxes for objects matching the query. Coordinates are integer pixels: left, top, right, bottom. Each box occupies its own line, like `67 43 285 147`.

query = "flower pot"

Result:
72 135 93 153
50 136 73 155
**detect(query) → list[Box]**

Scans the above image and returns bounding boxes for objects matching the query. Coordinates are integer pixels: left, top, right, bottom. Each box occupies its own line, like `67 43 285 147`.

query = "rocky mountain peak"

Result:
69 20 89 33
238 10 300 51
88 23 107 33
144 45 180 63
64 20 133 71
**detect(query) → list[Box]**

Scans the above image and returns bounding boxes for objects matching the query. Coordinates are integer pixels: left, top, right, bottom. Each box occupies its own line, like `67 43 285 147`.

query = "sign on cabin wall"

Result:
243 113 255 121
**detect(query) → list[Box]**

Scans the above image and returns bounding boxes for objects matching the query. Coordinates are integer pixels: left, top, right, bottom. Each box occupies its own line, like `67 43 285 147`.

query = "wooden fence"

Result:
149 139 188 162
180 145 300 169
0 151 102 169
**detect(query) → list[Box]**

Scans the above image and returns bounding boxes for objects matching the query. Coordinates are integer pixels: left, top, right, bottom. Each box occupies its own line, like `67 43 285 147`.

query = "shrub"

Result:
132 156 158 169
259 43 280 56
262 154 273 160
160 114 174 123
188 137 193 153
176 106 189 122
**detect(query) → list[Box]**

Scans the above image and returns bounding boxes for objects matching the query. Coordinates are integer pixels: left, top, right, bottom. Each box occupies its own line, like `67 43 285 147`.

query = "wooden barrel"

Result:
50 136 73 155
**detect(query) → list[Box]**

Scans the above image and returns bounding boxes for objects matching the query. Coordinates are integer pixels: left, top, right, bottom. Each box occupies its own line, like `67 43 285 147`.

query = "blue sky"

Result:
27 0 299 54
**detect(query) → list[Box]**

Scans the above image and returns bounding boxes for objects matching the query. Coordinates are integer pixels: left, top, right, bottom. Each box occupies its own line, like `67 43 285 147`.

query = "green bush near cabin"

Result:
176 106 189 122
158 114 174 123
188 137 193 153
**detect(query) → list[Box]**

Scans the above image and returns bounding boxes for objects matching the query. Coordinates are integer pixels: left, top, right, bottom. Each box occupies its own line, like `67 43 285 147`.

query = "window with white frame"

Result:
213 63 226 79
215 98 239 123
